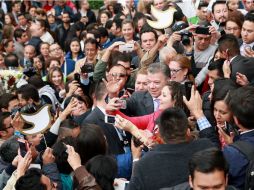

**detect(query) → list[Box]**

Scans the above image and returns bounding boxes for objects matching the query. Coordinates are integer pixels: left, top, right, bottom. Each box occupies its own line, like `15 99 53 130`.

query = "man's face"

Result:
20 32 29 44
49 44 63 58
153 0 165 10
141 32 157 51
18 94 29 107
213 3 228 24
147 72 168 98
24 46 35 60
208 69 220 88
0 116 14 139
13 3 21 13
194 34 211 51
84 43 98 61
107 66 127 90
62 13 70 23
197 7 207 21
30 21 43 37
18 15 27 26
8 99 19 112
241 20 254 44
244 0 254 11
189 170 227 190
135 73 148 92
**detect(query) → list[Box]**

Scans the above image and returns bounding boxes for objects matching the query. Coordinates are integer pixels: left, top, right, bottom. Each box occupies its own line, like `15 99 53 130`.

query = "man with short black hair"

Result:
218 34 254 84
16 84 40 107
0 113 14 146
127 108 215 190
223 86 254 189
211 0 229 28
189 148 236 190
240 12 254 56
0 93 19 113
13 28 29 60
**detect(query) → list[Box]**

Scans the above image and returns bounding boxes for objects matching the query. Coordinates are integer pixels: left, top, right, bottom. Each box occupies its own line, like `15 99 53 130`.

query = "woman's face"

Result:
33 57 43 70
225 21 241 38
158 86 175 110
100 13 109 25
168 61 188 83
47 15 55 24
51 70 63 86
71 98 87 116
122 23 134 41
70 41 80 54
40 44 49 56
228 0 239 10
214 100 233 125
26 134 43 146
4 15 11 24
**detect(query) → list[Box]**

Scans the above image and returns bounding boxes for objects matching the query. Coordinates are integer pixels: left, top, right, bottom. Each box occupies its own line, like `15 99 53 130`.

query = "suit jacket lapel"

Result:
143 92 154 113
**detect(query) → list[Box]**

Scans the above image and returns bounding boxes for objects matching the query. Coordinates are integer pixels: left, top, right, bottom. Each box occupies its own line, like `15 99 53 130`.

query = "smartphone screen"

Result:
184 81 193 100
105 115 116 124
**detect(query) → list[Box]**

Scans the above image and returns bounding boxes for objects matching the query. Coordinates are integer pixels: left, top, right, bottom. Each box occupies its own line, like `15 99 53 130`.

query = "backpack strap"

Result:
230 141 254 161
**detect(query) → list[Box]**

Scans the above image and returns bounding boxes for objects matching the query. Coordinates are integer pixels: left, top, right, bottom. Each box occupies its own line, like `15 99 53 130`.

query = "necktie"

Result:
154 99 160 111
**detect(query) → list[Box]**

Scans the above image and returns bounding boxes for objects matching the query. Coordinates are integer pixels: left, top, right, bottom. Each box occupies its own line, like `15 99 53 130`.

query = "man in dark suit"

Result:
218 34 254 85
127 108 215 190
123 62 170 116
82 81 127 155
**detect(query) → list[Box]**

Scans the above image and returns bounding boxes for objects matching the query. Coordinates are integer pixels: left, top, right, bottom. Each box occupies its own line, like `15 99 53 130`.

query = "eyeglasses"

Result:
4 124 13 131
50 47 61 52
109 73 126 78
170 68 182 75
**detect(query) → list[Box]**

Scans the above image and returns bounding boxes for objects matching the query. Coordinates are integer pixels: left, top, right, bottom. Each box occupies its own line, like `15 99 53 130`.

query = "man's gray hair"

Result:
147 62 171 78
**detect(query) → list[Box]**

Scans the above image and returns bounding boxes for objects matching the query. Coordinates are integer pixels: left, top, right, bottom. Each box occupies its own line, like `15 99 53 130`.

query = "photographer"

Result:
168 23 218 77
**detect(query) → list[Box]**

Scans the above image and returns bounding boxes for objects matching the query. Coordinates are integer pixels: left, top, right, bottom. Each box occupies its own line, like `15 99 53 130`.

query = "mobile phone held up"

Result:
17 138 30 157
105 114 116 124
181 81 193 101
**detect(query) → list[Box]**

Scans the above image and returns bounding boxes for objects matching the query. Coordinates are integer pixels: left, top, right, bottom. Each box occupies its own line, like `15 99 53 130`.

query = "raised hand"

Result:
66 145 81 171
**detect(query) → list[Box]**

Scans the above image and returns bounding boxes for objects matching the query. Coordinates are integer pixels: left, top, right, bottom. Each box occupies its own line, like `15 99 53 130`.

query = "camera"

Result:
179 30 192 46
23 67 37 78
81 64 94 73
172 21 192 46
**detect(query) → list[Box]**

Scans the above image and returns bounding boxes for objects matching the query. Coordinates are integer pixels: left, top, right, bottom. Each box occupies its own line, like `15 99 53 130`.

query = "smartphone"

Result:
74 73 80 83
17 138 29 157
195 26 210 35
116 99 126 109
184 81 193 101
105 114 116 124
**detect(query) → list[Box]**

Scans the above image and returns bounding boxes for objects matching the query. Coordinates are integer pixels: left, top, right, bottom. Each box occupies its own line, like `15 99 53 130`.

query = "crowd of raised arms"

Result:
0 0 254 189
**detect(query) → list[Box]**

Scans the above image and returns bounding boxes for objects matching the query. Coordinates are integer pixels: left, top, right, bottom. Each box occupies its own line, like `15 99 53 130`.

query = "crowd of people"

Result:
0 0 254 189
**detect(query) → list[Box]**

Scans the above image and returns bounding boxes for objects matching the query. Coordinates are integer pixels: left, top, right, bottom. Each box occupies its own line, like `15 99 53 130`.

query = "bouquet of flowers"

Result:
0 69 23 94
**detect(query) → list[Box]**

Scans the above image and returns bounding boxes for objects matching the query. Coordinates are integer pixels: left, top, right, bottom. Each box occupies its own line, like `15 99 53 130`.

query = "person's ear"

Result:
0 130 7 138
1 108 8 112
28 98 33 104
